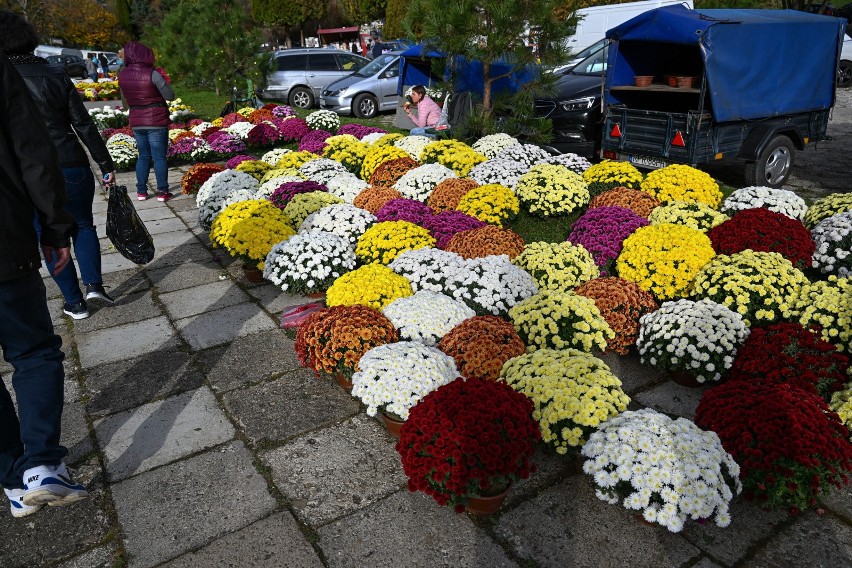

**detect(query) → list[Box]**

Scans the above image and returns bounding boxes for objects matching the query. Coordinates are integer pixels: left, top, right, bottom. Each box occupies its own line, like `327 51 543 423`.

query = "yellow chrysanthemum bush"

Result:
282 191 343 228
234 159 272 181
322 134 368 176
209 199 295 269
456 183 520 225
508 290 614 353
515 164 590 217
211 117 224 127
804 192 852 228
512 241 599 291
355 220 436 264
418 139 487 177
326 263 413 309
639 164 722 208
648 200 729 232
499 348 630 454
360 144 410 181
616 224 715 301
792 276 852 352
830 383 852 437
236 106 255 118
373 132 404 147
582 160 644 195
259 167 303 184
691 251 808 327
275 150 320 171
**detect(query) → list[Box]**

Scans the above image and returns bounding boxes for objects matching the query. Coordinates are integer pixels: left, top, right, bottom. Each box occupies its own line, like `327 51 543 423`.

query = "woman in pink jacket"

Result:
404 85 442 135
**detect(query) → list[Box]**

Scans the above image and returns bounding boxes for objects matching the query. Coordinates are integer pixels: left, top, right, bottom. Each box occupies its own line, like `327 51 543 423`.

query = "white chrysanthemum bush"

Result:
393 163 457 201
298 203 374 247
388 247 467 293
196 169 259 229
263 231 356 294
382 291 475 346
305 109 341 132
811 211 852 277
721 186 808 220
444 255 538 317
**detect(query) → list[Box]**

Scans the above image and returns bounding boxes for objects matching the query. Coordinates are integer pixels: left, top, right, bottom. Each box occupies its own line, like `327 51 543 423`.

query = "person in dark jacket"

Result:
0 10 118 320
118 41 174 202
97 53 109 77
0 49 89 518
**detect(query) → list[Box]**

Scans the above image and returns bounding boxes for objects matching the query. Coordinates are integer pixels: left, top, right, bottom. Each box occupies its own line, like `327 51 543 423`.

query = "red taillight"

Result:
602 150 617 160
610 123 622 137
672 131 686 147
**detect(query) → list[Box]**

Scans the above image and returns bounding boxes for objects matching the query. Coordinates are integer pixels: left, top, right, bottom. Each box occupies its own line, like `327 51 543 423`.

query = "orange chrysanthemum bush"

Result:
588 187 661 218
426 178 480 212
574 277 659 355
352 185 403 214
248 108 274 124
172 130 196 142
437 316 526 381
294 305 399 379
444 225 526 259
180 163 225 195
368 157 420 187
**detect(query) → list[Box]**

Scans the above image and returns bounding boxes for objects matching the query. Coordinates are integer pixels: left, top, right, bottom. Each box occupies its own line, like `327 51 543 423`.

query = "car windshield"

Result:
355 54 398 77
572 46 608 77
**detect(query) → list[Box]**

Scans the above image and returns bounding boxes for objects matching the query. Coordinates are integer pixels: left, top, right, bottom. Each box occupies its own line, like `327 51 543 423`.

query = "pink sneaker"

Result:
156 191 173 202
137 192 149 201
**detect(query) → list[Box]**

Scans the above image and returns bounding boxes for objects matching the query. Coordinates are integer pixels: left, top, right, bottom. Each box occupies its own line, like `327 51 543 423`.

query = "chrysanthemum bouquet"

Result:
512 241 599 291
445 255 538 317
382 290 475 346
419 139 486 177
468 158 528 189
180 163 224 195
388 247 466 293
355 220 436 264
568 206 649 275
283 191 344 228
426 178 479 212
803 192 852 229
648 201 729 232
299 203 376 247
361 144 410 181
321 134 367 176
368 156 420 188
721 186 808 220
456 183 519 225
575 277 659 355
263 231 356 294
509 290 614 353
196 169 260 229
792 276 852 352
106 134 138 169
305 109 340 132
514 164 590 217
326 263 413 309
582 160 644 193
471 133 520 159
209 199 295 268
639 164 721 208
708 208 815 269
393 163 457 202
437 315 526 381
811 211 852 276
444 225 525 259
588 186 660 218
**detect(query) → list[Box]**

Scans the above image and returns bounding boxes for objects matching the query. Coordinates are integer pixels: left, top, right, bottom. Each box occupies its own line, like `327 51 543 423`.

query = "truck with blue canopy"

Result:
599 6 847 187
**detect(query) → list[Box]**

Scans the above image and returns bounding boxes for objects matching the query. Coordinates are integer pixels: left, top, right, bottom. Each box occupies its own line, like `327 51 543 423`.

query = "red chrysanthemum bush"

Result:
368 157 420 187
444 225 526 259
695 381 852 512
295 305 399 379
707 208 815 269
426 178 480 212
397 377 540 512
574 277 659 355
728 322 849 401
436 316 526 381
180 163 225 195
221 112 247 127
352 186 403 214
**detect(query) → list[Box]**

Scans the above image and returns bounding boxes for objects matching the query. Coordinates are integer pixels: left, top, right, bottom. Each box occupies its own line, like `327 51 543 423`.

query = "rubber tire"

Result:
352 93 379 119
744 135 795 189
838 60 852 88
289 87 314 109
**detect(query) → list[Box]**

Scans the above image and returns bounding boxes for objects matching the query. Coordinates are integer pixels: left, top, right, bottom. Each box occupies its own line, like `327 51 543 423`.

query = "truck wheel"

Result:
289 87 314 109
838 60 852 88
744 135 794 188
353 94 378 119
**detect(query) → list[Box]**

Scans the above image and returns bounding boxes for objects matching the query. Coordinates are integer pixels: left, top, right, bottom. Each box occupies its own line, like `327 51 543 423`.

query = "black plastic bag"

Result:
106 185 155 264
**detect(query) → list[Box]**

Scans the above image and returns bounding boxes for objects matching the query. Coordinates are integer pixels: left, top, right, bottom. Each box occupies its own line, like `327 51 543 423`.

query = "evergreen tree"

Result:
383 0 407 39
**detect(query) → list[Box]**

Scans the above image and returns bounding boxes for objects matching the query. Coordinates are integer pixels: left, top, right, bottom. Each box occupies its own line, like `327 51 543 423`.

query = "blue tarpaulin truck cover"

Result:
604 6 847 122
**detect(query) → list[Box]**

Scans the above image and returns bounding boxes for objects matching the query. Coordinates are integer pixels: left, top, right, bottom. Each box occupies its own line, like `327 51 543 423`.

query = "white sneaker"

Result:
21 463 88 507
4 487 43 518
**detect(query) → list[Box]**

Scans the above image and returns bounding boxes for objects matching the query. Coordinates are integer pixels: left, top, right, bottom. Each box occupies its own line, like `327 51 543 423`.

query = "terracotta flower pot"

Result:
669 370 705 388
306 291 326 299
241 264 264 283
466 483 512 515
634 75 654 87
675 76 695 88
335 373 353 391
634 512 656 527
381 411 405 438
664 74 677 87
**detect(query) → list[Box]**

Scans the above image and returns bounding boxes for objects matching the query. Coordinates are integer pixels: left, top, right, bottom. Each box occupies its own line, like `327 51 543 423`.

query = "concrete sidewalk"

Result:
1 139 851 567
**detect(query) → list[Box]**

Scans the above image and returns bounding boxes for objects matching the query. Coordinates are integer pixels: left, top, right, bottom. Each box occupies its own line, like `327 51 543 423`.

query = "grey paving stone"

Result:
691 559 725 568
72 290 162 333
146 242 217 268
152 229 199 251
318 491 518 568
101 251 143 274
95 387 235 481
175 208 201 226
64 380 94 466
137 206 177 222
42 274 62 299
56 544 117 568
598 350 668 395
682 497 789 566
506 446 579 507
100 267 151 297
147 261 227 293
175 302 276 350
144 217 188 235
92 199 108 214
261 414 406 526
160 280 250 320
169 196 200 211
113 441 276 568
496 476 701 568
632 380 711 419
198 329 303 393
76 316 178 369
246 282 318 315
743 511 852 568
223 368 360 445
162 512 323 568
84 349 205 417
820 482 852 521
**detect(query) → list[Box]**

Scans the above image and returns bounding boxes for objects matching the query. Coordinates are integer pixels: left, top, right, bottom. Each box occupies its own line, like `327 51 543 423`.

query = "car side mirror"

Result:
382 70 398 79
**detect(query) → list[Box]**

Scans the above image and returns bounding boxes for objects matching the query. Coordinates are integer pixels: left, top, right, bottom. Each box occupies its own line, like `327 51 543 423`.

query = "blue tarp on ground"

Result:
604 6 847 122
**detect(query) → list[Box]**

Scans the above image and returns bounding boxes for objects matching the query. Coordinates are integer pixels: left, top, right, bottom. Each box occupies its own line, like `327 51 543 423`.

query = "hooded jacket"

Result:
118 42 171 128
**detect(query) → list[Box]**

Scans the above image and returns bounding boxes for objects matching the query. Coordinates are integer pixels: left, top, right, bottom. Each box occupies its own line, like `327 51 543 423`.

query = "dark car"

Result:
535 45 608 157
45 54 88 79
802 2 836 15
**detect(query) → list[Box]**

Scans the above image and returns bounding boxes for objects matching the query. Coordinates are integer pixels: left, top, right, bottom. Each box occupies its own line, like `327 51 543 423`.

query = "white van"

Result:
34 44 83 59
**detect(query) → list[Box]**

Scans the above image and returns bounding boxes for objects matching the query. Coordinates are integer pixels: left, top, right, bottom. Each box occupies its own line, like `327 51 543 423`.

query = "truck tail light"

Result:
602 150 618 160
610 123 622 138
672 131 686 147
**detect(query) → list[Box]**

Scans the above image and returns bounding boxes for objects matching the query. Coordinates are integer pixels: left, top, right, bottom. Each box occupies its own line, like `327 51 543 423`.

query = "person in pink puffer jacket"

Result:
404 85 442 135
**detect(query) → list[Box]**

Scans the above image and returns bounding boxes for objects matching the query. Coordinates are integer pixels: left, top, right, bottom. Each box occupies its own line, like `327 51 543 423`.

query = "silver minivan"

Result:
320 52 401 118
260 48 369 109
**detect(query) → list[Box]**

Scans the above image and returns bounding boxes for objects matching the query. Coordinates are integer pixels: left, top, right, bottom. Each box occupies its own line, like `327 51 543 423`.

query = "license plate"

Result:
628 154 668 169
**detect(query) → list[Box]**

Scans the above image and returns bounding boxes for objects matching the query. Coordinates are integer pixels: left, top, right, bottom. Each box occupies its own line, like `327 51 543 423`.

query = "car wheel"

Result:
352 93 379 119
744 134 794 188
289 87 314 109
838 60 852 88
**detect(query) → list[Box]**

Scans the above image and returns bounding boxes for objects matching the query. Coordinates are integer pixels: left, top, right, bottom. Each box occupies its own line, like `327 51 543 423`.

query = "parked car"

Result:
320 52 402 118
258 48 369 108
44 54 88 79
840 34 852 88
802 2 836 15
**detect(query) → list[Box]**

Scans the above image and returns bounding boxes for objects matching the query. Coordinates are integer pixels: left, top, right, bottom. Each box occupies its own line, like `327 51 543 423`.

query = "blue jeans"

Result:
0 271 67 489
410 127 436 137
133 127 169 194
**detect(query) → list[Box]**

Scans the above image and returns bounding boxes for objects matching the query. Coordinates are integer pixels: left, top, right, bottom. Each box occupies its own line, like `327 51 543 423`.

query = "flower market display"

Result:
582 160 644 194
208 132 247 157
336 123 387 139
691 251 808 326
299 203 376 247
499 348 630 453
721 186 808 220
426 178 479 212
382 291 475 346
326 264 413 309
444 225 525 259
803 191 852 228
355 220 436 264
351 341 457 419
648 201 729 232
616 224 715 301
247 123 281 148
398 377 539 511
419 139 486 177
445 255 538 317
810 211 852 276
471 133 520 159
196 169 259 229
224 121 255 141
468 159 529 189
437 315 526 381
514 164 590 217
368 156 421 188
639 164 722 208
167 137 213 162
582 409 741 532
78 81 121 102
257 174 303 199
180 163 225 195
695 381 852 512
568 206 649 275
295 305 398 379
388 247 466 294
277 117 312 142
707 208 815 269
269 180 328 209
263 231 356 294
791 276 852 351
321 135 368 176
587 186 661 218
226 154 258 170
512 241 599 291
637 299 749 383
305 109 341 132
167 98 196 122
456 183 519 225
352 185 404 214
574 277 659 355
509 290 614 353
209 199 295 269
272 105 295 118
393 163 457 201
282 191 344 228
